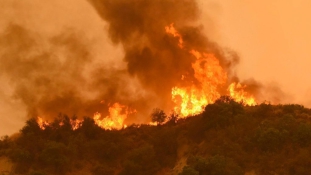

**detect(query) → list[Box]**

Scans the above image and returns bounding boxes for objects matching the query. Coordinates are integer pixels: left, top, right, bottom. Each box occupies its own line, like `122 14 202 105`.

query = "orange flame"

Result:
37 117 49 130
166 23 257 117
228 82 256 105
149 121 158 126
93 103 135 130
36 24 258 130
37 102 135 131
37 117 83 130
165 23 184 48
172 50 227 117
70 119 83 130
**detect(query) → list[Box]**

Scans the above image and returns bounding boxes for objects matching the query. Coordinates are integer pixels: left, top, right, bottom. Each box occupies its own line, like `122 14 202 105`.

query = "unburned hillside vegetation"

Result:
1 96 311 175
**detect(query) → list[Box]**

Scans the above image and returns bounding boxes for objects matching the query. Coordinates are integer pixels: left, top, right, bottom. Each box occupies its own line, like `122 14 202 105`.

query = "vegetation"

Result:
1 96 311 175
151 108 167 124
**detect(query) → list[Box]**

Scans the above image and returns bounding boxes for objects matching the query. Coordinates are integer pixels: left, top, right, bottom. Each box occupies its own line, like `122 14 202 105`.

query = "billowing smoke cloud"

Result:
88 0 244 103
88 0 291 106
0 23 150 122
1 0 285 129
0 24 92 118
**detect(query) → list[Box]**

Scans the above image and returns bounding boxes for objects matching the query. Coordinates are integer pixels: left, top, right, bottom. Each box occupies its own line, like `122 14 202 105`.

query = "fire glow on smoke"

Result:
37 24 256 130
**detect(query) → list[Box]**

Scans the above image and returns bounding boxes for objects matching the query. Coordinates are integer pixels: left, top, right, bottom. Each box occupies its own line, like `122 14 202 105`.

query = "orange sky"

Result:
199 0 311 106
1 0 311 135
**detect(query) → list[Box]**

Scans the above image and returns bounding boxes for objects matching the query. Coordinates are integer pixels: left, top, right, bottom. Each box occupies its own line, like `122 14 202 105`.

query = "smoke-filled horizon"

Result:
0 0 253 121
1 0 310 135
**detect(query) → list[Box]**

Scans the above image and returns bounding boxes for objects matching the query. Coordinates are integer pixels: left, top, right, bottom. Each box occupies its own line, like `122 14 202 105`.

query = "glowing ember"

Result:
93 103 135 130
228 82 256 105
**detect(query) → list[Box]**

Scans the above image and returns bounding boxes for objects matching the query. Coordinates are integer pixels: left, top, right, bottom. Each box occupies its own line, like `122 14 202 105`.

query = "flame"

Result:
172 51 227 117
165 23 184 48
37 117 49 130
149 121 158 126
36 102 135 131
93 103 135 130
166 23 257 117
37 117 83 130
70 119 83 130
35 24 258 130
228 82 256 105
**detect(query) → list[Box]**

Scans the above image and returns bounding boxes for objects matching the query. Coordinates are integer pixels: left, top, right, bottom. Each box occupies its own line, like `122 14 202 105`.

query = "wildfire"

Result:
171 51 227 117
37 117 83 130
93 103 135 130
70 119 83 130
35 24 258 130
36 102 135 131
166 23 257 117
165 23 184 48
37 117 49 130
228 82 256 105
149 121 158 126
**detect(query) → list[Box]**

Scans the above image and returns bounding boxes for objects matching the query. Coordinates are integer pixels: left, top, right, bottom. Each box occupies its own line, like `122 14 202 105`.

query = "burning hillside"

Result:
3 100 311 175
0 0 267 131
36 23 257 130
87 0 260 127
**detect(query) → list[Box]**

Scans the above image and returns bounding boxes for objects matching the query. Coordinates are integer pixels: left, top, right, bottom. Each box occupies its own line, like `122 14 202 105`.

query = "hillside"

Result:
1 96 311 175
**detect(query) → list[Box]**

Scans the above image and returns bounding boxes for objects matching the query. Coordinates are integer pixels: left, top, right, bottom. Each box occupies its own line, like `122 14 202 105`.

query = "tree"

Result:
186 155 243 175
293 123 311 146
151 108 167 124
167 112 179 125
39 141 70 173
20 118 42 135
119 144 160 175
255 127 286 151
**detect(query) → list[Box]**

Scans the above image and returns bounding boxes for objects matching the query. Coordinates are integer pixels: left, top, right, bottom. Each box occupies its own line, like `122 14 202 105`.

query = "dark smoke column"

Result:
88 0 235 111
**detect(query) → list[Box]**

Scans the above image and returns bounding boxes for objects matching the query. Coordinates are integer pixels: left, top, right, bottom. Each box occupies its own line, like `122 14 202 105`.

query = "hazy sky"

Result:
1 0 311 136
200 0 311 105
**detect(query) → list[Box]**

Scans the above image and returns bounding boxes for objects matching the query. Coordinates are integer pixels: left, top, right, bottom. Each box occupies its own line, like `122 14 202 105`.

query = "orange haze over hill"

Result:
0 0 311 135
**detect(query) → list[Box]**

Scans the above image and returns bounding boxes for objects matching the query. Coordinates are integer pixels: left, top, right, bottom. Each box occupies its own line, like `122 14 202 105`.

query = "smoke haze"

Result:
1 0 241 130
1 0 310 135
0 0 125 135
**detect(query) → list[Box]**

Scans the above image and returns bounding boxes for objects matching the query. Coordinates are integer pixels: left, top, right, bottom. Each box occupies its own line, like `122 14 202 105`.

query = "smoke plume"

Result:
1 0 281 128
88 0 245 104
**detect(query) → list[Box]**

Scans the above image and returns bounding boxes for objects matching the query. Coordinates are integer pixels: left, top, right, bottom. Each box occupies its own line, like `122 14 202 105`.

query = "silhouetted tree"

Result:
167 112 179 125
151 108 167 124
20 118 42 135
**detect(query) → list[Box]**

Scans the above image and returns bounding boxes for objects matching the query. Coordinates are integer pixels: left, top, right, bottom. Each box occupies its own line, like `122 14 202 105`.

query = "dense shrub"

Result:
1 97 311 174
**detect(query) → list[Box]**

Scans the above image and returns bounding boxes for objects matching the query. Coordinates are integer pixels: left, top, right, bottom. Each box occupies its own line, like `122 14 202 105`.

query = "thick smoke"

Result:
1 0 280 126
0 24 149 122
0 25 91 118
88 0 243 105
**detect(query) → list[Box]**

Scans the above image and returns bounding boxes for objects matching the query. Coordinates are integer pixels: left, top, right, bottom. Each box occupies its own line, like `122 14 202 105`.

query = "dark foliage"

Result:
1 97 311 174
151 108 167 124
